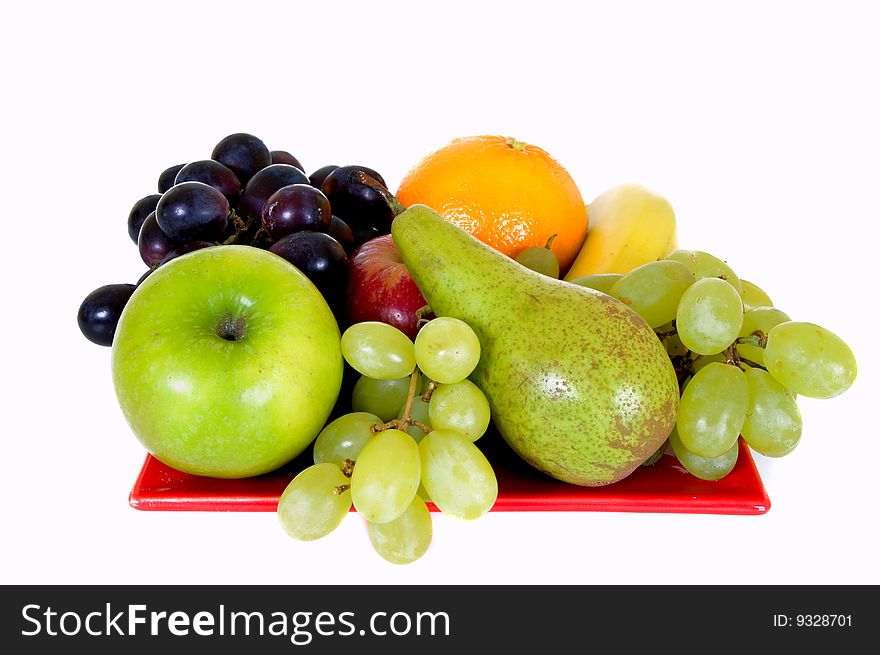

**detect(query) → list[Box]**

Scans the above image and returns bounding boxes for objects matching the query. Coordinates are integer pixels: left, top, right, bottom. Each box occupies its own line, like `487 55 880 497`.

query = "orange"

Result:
396 135 588 274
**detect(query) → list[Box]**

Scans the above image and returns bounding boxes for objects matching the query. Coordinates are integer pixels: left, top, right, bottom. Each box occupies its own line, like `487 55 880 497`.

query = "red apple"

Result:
344 234 429 340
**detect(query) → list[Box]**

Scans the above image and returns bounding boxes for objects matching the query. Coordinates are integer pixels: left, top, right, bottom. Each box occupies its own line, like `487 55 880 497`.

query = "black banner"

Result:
1 585 868 653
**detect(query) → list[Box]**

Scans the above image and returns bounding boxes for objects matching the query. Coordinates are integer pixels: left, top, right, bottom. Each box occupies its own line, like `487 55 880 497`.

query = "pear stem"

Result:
354 169 407 217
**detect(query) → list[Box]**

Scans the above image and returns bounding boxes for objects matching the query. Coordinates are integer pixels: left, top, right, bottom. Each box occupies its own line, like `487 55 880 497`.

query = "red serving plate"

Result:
129 430 770 515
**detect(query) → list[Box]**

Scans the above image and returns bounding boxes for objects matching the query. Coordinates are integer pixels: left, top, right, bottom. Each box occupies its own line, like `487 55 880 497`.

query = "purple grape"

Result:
138 212 178 267
238 164 309 218
321 165 393 234
262 184 332 240
158 163 186 193
174 160 241 204
308 165 339 190
159 241 216 266
270 232 348 305
77 284 137 346
127 194 161 244
211 133 271 184
271 150 304 171
351 224 383 247
325 215 355 254
136 268 154 286
156 181 229 242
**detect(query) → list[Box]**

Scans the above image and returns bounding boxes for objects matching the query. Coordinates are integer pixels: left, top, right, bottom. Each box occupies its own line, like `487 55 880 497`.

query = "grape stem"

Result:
341 458 355 478
333 484 351 495
723 344 741 367
738 356 765 370
369 370 432 435
736 331 768 349
655 322 678 341
415 304 434 329
220 209 256 245
723 341 767 372
421 380 438 403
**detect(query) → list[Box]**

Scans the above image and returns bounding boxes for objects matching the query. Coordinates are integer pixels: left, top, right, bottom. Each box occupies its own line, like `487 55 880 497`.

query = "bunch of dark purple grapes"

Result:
78 132 400 346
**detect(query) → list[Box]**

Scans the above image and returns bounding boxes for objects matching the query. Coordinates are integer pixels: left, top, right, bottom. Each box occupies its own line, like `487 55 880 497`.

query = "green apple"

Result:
111 245 343 478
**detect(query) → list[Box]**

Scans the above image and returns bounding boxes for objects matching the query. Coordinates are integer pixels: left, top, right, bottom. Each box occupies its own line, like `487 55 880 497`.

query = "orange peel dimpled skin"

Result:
396 135 588 276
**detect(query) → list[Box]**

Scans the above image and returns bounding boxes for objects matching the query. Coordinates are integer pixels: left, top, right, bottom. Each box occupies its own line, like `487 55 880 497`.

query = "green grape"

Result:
340 321 416 379
516 235 560 278
668 426 738 481
419 429 498 520
399 395 432 442
764 322 857 399
676 277 744 355
313 412 381 467
417 481 432 502
741 368 802 457
691 352 726 374
666 249 743 296
740 279 773 311
609 260 695 328
665 335 689 359
677 362 749 457
658 322 688 357
414 316 481 384
569 273 623 295
350 429 420 523
351 374 410 421
367 495 433 565
277 463 351 541
428 380 491 441
737 307 791 366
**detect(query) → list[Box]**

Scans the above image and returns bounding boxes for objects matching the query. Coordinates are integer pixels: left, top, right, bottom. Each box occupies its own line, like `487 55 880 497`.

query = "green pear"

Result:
392 205 679 486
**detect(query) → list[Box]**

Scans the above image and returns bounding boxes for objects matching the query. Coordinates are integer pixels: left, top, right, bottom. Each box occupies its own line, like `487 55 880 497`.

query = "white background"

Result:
3 0 877 586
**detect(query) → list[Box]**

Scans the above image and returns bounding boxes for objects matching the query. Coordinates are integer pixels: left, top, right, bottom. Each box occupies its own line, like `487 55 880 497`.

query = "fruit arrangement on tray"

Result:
78 133 857 564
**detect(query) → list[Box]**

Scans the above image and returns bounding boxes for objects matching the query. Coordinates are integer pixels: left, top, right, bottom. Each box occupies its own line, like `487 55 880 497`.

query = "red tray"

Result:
129 431 770 515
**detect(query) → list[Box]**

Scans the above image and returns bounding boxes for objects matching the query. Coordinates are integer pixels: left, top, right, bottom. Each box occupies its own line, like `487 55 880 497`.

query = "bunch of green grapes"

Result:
276 317 497 564
574 249 858 480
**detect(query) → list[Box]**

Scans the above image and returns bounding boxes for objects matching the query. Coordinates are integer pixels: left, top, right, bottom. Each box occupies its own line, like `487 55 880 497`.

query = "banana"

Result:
563 183 677 280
